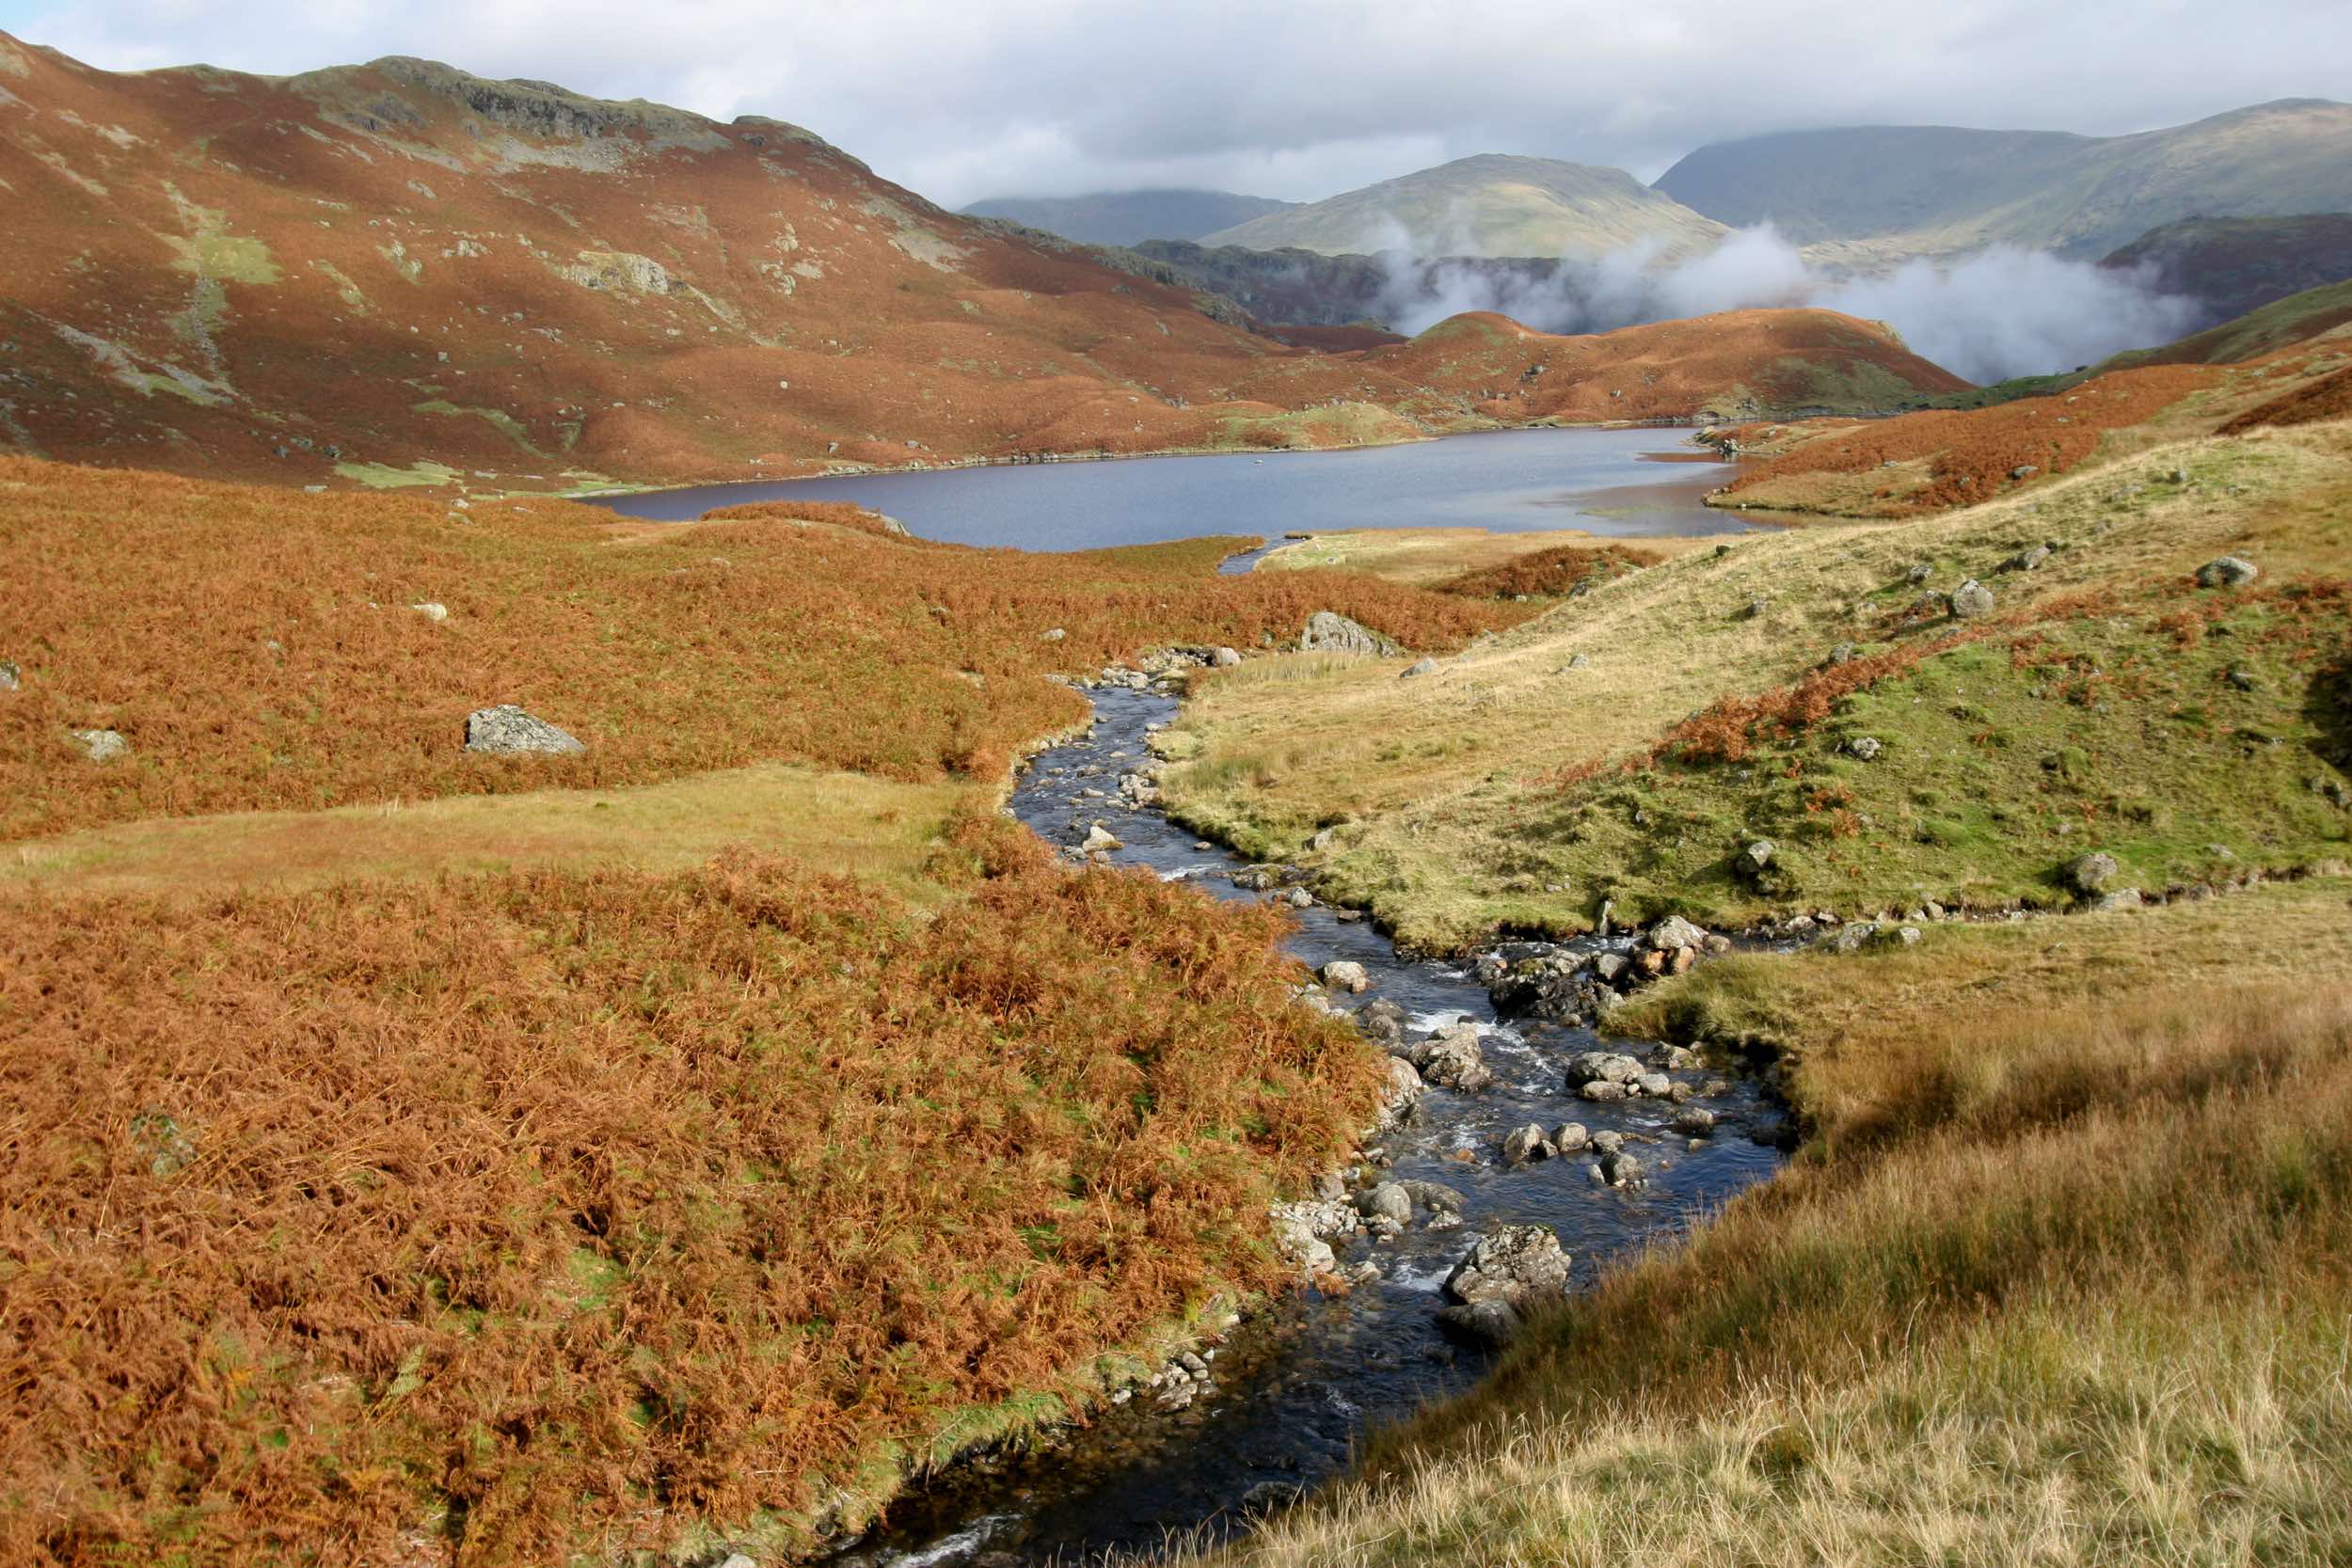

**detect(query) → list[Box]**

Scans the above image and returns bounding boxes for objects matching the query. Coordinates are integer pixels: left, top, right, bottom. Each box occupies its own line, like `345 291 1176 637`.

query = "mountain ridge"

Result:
1200 152 1725 260
1656 98 2352 265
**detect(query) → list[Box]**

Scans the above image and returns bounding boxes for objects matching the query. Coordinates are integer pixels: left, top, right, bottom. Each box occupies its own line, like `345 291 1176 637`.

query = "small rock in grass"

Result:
72 728 129 763
1948 578 1995 618
1849 736 1883 761
1079 823 1122 852
2065 851 2120 895
2196 556 2259 589
1400 657 1438 679
464 705 584 756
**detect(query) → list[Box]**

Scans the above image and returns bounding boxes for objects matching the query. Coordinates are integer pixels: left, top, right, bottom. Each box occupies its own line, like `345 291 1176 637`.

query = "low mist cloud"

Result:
1376 225 2203 385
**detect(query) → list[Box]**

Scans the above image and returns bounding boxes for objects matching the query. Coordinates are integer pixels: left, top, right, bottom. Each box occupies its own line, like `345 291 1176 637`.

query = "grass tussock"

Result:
1184 886 2352 1567
0 816 1384 1566
0 458 1528 841
1433 542 1664 601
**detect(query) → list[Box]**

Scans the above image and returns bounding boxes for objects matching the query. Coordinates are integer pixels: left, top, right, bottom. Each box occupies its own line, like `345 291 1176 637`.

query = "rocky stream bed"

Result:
828 675 1789 1567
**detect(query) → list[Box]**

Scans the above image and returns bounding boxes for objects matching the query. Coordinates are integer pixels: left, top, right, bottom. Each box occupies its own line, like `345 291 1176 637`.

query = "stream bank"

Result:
828 683 1788 1566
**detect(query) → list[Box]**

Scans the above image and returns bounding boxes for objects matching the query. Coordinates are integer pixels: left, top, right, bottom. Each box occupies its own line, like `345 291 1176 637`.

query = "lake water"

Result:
580 427 1748 549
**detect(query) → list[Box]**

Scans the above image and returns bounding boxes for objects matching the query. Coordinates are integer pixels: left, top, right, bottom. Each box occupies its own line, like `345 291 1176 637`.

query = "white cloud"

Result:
12 0 2352 209
1376 224 2204 383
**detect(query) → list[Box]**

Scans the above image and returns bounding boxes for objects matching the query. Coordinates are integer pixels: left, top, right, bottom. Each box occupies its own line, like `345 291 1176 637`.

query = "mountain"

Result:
0 37 1963 491
1200 153 1726 261
960 188 1295 245
1656 99 2352 267
2100 213 2352 325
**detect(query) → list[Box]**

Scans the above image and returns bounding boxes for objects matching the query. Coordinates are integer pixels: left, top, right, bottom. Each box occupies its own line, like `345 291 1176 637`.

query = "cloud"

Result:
1374 225 2203 383
14 0 2352 209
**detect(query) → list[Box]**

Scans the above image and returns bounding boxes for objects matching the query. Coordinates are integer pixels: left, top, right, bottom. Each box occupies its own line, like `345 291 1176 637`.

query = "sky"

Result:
7 0 2348 211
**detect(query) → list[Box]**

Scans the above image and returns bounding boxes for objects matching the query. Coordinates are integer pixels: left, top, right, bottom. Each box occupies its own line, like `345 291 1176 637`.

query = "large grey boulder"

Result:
1647 915 1709 952
1408 1021 1493 1091
464 705 585 755
2196 556 2259 588
1444 1225 1572 1309
1948 579 1995 619
1300 610 1402 657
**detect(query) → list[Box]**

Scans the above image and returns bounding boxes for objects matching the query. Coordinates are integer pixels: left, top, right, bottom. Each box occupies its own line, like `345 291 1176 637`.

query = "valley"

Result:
1 13 2348 1568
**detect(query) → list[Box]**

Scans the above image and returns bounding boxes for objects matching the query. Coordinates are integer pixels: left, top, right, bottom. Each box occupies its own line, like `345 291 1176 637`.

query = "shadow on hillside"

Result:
2305 653 2352 798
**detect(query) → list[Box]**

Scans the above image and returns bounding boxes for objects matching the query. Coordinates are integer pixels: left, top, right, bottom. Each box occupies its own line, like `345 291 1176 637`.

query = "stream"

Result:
830 685 1789 1566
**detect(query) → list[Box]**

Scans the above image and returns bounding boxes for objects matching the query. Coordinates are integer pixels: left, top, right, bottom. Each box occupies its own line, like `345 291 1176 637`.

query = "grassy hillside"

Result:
1201 153 1725 261
1161 405 2352 948
1657 99 2352 266
1178 881 2352 1566
2101 211 2352 325
1716 312 2352 516
961 189 1296 245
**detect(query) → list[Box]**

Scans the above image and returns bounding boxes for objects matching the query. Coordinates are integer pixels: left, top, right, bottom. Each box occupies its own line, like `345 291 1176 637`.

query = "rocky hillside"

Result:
961 188 1295 245
1657 99 2352 268
0 38 1968 491
1200 154 1726 261
2101 213 2352 325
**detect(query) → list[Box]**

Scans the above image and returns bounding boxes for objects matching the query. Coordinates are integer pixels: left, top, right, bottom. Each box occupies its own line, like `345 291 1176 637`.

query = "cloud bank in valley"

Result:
1376 226 2203 385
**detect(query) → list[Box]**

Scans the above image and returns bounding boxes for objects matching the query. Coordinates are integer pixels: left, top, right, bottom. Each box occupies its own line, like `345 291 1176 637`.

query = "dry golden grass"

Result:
0 761 973 903
1163 422 2352 946
1257 528 1701 587
1180 879 2352 1567
0 818 1384 1567
0 458 1526 842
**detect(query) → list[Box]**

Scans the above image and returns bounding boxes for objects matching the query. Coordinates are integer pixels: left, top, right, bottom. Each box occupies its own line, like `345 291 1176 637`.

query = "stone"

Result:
1299 610 1402 657
1320 959 1371 993
1948 579 1995 619
1906 563 1933 585
2010 464 2039 480
72 728 129 764
2000 545 2051 573
1285 887 1312 909
1400 657 1438 679
1434 1298 1522 1347
1375 1054 1424 1128
1740 597 1770 621
1849 736 1883 761
2196 556 2259 588
1634 1072 1673 1098
1359 1181 1413 1226
1358 999 1407 1046
1553 1122 1590 1152
1579 1080 1630 1102
1041 626 1066 641
1213 646 1243 667
715 1555 758 1568
1590 1131 1626 1156
1080 823 1122 853
1827 642 1858 665
1566 653 1591 670
1647 915 1709 952
1672 1106 1716 1135
1598 1148 1641 1186
2065 851 2120 895
1409 1022 1493 1091
411 601 450 622
2093 887 2145 912
1502 1123 1556 1164
463 705 585 756
1567 1051 1645 1087
1739 839 1775 874
0 660 19 691
1443 1225 1571 1307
